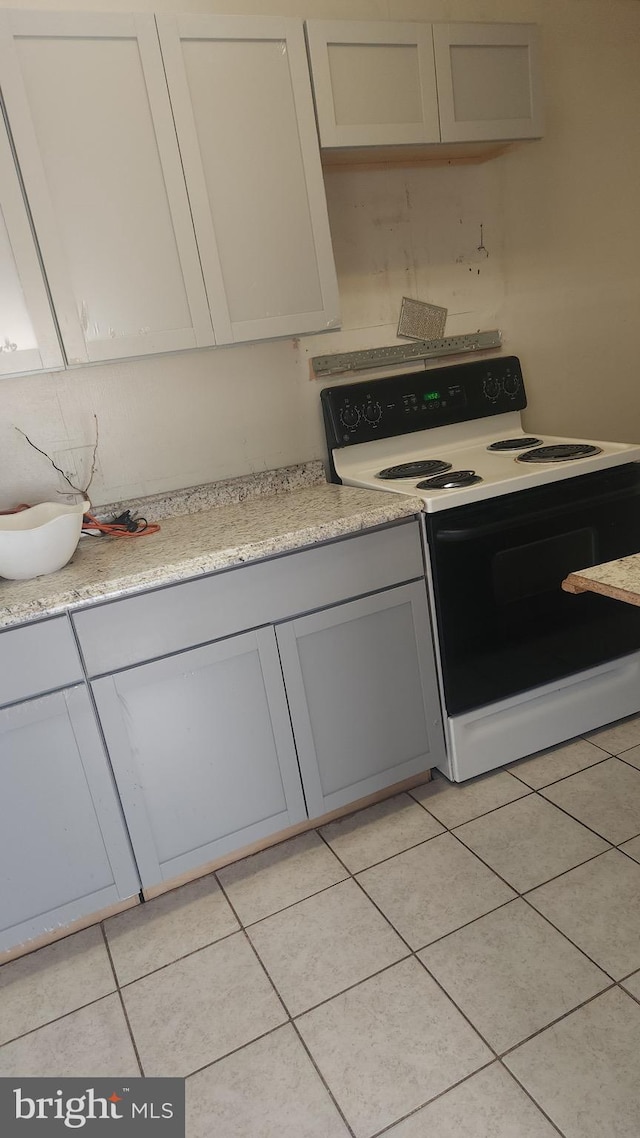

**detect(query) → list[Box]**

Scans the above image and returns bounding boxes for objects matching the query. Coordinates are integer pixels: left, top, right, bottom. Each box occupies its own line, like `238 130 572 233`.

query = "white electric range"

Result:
322 356 640 780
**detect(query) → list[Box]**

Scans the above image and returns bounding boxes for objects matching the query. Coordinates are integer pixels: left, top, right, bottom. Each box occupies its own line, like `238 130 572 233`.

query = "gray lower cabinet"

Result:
91 627 307 887
276 581 446 816
0 685 140 954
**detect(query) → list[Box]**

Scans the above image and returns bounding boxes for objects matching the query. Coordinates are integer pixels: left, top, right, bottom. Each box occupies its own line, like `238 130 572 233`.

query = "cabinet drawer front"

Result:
74 521 423 675
0 617 83 706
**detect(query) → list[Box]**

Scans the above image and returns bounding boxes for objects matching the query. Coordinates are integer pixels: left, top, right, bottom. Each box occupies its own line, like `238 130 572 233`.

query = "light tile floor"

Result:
5 715 640 1135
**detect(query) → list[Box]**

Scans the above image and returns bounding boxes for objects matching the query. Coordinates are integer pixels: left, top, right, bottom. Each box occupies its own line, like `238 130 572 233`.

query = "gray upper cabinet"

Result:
0 10 339 371
276 581 446 817
0 685 139 954
92 627 307 888
433 23 543 142
305 20 440 148
306 18 543 149
0 10 214 365
156 14 340 344
0 107 63 376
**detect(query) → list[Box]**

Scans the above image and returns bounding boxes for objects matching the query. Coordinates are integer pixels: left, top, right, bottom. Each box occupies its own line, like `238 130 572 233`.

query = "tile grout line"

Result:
312 833 522 1138
1 760 632 1060
498 983 618 1062
314 829 509 1055
441 828 621 984
409 782 534 829
614 753 640 776
580 732 640 758
365 1058 498 1138
287 1020 359 1138
214 871 359 1138
489 1056 564 1138
518 893 617 983
317 817 618 1038
305 829 447 877
615 834 640 852
615 966 640 986
620 982 640 1007
517 846 615 897
0 821 521 1054
5 775 620 1047
0 992 123 1052
506 751 612 791
4 740 640 1111
494 1060 567 1137
100 923 145 1077
533 761 640 844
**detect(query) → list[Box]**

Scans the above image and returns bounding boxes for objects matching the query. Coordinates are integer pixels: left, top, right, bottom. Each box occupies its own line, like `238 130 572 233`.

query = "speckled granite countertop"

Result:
563 555 640 607
0 462 423 629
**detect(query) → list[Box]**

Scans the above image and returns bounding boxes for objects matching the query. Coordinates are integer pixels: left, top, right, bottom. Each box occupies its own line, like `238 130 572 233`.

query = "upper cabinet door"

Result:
305 20 440 148
433 23 543 142
156 15 339 344
0 108 62 376
0 11 213 365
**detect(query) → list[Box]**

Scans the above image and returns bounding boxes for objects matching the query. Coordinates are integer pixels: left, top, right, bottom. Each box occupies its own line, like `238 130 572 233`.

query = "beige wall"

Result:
1 0 640 507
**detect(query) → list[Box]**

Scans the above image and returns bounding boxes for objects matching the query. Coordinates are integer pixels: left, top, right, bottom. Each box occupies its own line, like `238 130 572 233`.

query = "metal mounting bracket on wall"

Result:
311 330 502 378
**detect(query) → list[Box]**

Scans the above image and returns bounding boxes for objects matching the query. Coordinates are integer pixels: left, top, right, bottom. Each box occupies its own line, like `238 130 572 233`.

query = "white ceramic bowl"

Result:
0 500 89 580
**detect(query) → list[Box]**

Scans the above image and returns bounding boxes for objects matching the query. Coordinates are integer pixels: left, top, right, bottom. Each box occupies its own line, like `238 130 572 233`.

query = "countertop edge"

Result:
562 569 640 608
0 492 423 630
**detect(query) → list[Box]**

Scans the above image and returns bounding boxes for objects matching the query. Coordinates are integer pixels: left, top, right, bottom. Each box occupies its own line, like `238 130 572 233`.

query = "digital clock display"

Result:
423 391 441 402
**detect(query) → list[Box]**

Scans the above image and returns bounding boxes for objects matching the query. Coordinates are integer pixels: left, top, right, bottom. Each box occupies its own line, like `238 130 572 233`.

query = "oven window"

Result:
428 466 640 715
492 528 596 605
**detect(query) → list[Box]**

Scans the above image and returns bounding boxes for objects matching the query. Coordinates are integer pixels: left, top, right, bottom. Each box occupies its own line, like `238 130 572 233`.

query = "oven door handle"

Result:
435 520 520 542
434 480 640 543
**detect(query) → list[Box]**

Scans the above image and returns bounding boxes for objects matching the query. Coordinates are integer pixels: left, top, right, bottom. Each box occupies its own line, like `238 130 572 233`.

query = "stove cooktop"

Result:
322 357 640 511
353 429 635 510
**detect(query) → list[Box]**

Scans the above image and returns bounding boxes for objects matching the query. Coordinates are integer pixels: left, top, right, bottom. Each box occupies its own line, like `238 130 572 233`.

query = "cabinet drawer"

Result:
74 520 423 675
0 616 83 707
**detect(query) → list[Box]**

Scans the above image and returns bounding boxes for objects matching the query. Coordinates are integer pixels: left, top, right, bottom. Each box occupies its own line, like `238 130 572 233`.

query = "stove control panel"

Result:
322 356 526 449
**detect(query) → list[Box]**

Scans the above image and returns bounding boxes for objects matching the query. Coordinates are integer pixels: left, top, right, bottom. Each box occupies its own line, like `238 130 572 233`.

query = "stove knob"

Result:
503 373 521 397
340 405 360 429
363 401 382 425
483 377 501 402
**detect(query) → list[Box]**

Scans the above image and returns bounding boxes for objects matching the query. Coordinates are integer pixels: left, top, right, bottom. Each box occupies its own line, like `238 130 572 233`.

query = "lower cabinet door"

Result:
92 628 307 888
276 582 446 817
0 686 140 954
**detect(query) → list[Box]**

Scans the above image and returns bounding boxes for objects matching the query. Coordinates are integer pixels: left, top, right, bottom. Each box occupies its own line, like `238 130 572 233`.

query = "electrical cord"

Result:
0 502 160 537
82 509 160 537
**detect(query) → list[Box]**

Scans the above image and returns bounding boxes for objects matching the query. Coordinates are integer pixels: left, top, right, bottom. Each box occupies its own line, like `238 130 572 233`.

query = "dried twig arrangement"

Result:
15 414 99 501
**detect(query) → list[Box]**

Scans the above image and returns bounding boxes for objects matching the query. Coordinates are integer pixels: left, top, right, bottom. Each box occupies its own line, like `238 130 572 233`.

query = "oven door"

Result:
427 463 640 715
